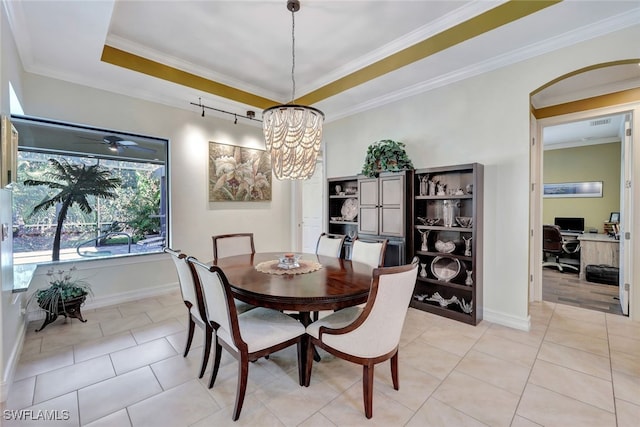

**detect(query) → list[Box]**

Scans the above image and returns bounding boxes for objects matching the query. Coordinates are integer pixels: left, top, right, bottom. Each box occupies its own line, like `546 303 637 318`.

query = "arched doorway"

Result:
529 60 640 318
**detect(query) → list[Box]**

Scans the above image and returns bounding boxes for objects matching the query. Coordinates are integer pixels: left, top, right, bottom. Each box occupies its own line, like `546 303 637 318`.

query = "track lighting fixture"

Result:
191 98 262 124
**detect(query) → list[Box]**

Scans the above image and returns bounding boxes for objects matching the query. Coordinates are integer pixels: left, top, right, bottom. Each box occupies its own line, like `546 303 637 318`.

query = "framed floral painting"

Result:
209 142 272 201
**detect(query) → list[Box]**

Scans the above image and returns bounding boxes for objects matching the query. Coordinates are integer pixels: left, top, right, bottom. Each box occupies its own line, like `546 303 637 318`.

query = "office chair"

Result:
542 224 580 272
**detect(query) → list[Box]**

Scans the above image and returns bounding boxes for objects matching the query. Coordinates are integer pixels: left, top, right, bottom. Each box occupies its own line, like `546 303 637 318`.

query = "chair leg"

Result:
391 351 399 390
199 326 213 378
184 316 195 357
363 363 374 419
304 338 314 387
232 354 250 421
296 339 304 386
208 340 222 389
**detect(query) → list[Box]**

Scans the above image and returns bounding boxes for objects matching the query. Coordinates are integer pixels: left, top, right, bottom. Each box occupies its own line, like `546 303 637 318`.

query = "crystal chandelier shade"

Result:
262 0 324 180
263 104 324 180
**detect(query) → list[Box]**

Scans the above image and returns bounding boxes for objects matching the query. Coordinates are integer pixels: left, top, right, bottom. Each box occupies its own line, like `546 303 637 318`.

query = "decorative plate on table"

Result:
341 198 358 221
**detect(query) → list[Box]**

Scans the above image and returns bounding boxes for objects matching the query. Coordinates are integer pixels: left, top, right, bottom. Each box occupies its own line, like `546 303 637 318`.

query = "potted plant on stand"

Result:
29 266 92 332
361 139 414 177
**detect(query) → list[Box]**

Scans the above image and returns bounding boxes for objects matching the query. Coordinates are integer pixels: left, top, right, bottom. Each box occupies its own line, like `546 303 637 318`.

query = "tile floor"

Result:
3 290 639 426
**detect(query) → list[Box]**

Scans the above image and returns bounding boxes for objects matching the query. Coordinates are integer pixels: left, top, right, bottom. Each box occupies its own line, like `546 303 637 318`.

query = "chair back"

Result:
351 238 387 268
316 233 346 258
188 258 244 350
543 225 563 253
165 248 204 322
323 259 419 357
212 233 255 261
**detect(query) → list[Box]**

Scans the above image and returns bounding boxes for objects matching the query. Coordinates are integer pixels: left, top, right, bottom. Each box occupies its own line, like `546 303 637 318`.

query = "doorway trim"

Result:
530 104 636 318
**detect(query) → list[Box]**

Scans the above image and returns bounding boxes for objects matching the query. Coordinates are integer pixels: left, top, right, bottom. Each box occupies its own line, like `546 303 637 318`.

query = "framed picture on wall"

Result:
543 181 603 198
208 141 272 202
609 212 620 223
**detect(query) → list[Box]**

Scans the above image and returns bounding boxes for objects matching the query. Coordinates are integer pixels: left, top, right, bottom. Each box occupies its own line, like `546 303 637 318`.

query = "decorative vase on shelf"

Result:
465 270 473 286
463 236 472 256
428 180 436 196
420 263 428 278
442 200 459 227
335 185 341 195
418 229 430 251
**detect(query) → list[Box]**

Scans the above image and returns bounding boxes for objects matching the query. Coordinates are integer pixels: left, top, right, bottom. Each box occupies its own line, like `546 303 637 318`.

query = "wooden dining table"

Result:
213 252 374 327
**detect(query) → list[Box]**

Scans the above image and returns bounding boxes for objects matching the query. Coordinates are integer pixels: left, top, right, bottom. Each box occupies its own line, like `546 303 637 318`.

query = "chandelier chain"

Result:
291 7 296 103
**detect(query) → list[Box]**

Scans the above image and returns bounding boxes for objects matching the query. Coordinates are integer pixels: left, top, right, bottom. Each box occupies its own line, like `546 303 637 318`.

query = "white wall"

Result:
324 24 640 329
0 2 27 401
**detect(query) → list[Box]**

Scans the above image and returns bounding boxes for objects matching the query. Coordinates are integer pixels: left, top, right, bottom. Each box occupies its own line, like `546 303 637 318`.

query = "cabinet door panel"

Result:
380 207 403 236
380 175 403 206
358 206 379 234
358 179 378 206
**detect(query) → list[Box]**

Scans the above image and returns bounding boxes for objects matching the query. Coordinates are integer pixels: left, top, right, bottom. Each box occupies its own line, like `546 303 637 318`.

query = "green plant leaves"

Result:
361 139 414 177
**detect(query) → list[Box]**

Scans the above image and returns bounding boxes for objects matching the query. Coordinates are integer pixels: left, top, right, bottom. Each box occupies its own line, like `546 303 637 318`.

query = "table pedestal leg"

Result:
298 311 321 362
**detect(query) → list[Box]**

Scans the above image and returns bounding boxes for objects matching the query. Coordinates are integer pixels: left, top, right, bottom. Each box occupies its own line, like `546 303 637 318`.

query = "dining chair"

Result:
188 257 306 421
304 258 419 419
164 248 213 379
351 238 387 268
212 232 256 314
212 233 255 261
315 232 346 258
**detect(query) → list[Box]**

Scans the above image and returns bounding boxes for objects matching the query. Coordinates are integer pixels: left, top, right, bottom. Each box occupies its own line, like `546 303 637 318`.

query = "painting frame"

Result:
208 141 272 202
543 181 603 198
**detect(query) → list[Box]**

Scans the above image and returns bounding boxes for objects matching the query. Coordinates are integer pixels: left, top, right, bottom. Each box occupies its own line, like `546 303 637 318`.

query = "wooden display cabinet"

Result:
327 176 359 258
410 163 483 325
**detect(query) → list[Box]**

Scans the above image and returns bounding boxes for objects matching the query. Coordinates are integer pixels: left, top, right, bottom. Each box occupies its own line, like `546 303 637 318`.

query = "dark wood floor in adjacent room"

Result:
543 268 624 316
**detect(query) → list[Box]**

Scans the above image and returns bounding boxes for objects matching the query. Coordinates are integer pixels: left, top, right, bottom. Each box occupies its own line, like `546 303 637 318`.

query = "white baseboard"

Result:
83 282 179 311
483 308 531 331
25 282 179 323
0 321 26 402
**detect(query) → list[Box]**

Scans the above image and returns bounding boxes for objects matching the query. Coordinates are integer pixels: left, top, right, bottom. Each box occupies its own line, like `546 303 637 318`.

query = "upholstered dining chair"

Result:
351 238 388 268
212 233 255 261
164 248 213 379
188 257 306 421
212 232 256 314
304 258 419 419
315 232 346 258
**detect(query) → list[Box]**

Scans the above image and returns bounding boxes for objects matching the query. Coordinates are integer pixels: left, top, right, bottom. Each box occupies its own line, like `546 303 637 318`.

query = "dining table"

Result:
212 252 374 327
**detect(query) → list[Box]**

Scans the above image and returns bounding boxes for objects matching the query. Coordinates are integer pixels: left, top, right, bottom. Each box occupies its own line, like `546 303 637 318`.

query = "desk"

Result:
578 234 620 280
213 252 373 326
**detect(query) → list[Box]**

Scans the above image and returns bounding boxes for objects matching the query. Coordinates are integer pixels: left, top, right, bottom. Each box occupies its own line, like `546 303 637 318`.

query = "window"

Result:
11 116 168 264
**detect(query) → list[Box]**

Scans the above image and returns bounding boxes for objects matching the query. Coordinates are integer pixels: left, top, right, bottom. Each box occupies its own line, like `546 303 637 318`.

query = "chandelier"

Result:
263 0 324 180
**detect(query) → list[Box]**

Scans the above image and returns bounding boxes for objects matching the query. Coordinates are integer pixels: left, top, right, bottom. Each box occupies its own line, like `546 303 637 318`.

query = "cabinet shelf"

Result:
415 225 472 232
415 251 472 262
329 194 358 199
415 195 472 200
409 299 473 322
329 220 358 225
416 276 472 290
411 163 483 325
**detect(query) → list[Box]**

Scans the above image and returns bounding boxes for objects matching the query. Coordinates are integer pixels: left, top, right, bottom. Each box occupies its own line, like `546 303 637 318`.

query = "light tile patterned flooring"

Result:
3 290 640 426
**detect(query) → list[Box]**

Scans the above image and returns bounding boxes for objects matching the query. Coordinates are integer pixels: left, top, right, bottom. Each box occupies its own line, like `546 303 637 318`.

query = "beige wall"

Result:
324 24 640 329
543 142 621 232
0 4 26 401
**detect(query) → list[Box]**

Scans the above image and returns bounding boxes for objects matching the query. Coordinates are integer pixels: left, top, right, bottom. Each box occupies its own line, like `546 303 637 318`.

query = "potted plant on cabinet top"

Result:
361 139 414 177
29 266 92 332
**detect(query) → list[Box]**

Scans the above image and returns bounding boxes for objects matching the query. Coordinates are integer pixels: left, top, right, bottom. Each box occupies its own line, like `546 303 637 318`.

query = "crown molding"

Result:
327 7 640 123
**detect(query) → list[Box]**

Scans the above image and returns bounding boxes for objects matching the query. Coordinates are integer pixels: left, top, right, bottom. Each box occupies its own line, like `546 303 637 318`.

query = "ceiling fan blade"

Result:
103 135 138 145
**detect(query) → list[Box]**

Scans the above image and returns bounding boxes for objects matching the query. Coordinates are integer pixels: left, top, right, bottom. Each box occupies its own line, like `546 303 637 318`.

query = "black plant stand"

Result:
36 296 87 332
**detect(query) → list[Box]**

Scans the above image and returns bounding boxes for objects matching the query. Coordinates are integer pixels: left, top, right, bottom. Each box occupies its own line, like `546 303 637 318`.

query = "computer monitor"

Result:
554 217 584 233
